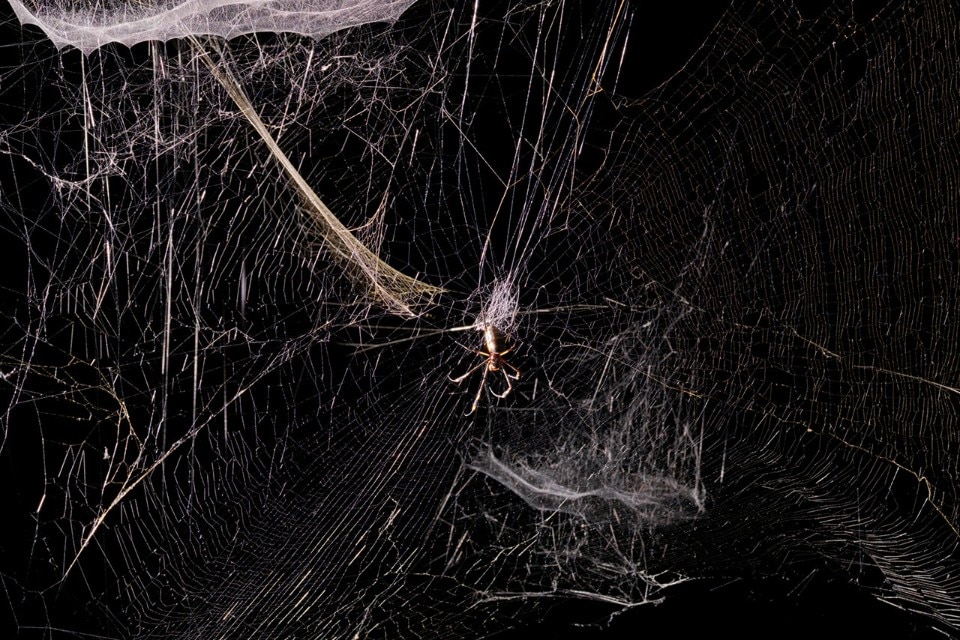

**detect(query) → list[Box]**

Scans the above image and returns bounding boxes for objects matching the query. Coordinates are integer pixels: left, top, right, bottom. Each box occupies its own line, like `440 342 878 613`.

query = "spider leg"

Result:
466 365 489 415
449 361 486 384
501 361 521 379
491 367 515 399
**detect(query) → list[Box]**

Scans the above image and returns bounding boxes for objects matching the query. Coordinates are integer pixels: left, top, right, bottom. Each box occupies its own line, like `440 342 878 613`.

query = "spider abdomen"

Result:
484 325 507 354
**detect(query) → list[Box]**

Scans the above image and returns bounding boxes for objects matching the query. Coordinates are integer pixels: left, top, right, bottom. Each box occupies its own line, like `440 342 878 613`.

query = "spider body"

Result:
450 324 521 414
483 326 507 367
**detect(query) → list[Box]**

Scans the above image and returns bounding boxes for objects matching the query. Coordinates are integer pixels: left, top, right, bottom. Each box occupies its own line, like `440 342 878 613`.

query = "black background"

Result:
0 0 951 638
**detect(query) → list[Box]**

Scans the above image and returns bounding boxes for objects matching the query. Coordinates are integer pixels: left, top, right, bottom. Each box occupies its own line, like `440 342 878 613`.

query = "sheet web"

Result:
1 0 959 637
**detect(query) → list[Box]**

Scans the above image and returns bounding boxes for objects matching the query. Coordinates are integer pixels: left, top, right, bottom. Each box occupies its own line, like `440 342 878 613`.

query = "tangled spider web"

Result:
1 0 959 637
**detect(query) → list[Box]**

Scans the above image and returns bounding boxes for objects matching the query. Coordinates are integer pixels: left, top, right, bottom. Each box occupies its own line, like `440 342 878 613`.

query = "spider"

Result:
449 324 521 414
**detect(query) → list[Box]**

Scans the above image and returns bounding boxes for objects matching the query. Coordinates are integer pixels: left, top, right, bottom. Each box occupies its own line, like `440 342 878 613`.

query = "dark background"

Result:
0 0 952 638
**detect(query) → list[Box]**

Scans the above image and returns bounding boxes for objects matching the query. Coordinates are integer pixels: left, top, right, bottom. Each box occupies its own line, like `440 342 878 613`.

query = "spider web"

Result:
1 0 959 637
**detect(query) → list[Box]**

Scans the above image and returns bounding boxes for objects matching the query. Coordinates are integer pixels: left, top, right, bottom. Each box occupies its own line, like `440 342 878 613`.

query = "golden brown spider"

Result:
449 324 521 414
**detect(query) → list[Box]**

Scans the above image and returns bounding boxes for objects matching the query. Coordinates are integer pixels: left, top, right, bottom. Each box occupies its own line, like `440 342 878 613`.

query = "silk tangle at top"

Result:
9 0 419 54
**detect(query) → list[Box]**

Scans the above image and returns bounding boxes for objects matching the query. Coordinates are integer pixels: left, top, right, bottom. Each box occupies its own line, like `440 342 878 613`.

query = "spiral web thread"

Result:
1 0 959 637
